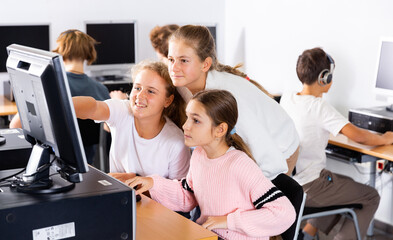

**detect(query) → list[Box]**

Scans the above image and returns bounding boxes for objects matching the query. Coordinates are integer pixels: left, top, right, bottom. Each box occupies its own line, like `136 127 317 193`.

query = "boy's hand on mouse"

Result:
108 172 136 183
125 176 154 195
201 216 228 231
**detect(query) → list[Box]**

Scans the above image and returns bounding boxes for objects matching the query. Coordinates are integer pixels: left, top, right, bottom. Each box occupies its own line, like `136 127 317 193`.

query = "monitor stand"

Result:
15 174 75 194
0 135 5 145
11 144 75 194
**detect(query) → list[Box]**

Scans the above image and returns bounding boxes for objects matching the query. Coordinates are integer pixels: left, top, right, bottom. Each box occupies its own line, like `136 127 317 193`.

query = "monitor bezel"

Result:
84 20 138 77
0 23 51 73
374 37 393 96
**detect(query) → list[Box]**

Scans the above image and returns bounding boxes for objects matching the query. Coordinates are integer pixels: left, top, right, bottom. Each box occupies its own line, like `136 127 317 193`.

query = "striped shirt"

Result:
150 147 295 240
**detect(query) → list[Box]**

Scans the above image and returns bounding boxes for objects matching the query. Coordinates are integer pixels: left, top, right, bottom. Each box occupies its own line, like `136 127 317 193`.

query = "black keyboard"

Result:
95 75 124 81
325 144 362 163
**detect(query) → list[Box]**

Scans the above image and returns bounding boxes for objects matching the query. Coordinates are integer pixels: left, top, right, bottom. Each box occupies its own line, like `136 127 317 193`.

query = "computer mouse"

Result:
0 135 6 146
136 194 141 202
133 185 141 202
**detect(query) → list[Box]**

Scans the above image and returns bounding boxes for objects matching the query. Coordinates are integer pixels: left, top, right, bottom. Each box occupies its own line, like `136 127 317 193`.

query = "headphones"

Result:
317 54 335 86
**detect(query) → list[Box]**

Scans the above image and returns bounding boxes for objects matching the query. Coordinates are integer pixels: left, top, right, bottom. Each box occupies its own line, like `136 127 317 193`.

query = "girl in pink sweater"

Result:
127 90 295 240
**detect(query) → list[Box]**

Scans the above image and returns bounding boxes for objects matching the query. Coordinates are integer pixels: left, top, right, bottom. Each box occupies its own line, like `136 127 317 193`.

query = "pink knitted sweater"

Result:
150 147 295 240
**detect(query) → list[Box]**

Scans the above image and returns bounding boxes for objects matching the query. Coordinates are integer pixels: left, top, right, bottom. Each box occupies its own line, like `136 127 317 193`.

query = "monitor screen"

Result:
207 25 217 46
0 25 50 72
6 44 88 194
375 39 393 111
85 21 136 77
376 40 393 91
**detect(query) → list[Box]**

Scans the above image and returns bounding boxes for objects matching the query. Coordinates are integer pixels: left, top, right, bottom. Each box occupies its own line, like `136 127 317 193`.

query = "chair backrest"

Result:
294 193 307 240
271 174 305 240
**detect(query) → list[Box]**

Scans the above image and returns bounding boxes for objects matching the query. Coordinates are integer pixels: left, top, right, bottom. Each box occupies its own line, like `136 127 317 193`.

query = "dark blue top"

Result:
66 72 110 164
67 72 110 100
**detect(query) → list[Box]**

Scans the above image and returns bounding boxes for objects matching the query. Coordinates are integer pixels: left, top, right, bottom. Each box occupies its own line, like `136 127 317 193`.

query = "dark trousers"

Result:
303 169 380 240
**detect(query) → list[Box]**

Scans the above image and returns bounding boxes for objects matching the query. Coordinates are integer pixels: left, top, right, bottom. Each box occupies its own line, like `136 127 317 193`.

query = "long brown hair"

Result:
53 29 98 65
192 89 254 161
131 60 186 129
170 25 273 98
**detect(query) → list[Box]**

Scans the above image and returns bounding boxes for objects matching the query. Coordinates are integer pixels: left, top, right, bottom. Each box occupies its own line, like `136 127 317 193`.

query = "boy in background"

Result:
280 47 392 240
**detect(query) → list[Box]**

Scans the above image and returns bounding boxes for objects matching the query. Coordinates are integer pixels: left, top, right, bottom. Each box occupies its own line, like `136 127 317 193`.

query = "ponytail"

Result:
216 63 273 98
228 132 255 162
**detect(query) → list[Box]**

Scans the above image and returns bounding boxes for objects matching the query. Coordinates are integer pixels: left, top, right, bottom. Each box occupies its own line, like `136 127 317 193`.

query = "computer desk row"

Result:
0 95 17 116
328 133 393 236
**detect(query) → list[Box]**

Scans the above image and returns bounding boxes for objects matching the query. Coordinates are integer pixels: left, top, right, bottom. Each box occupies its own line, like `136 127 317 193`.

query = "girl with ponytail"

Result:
167 24 299 180
127 90 295 240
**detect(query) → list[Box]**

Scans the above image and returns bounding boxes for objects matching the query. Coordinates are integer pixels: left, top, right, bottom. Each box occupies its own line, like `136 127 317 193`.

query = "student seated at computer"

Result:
150 24 179 64
9 29 110 164
280 47 391 240
72 60 190 181
127 90 296 240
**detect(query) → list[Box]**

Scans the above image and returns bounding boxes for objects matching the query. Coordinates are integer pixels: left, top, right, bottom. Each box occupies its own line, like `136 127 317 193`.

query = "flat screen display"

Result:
0 25 50 72
376 41 393 91
86 23 136 65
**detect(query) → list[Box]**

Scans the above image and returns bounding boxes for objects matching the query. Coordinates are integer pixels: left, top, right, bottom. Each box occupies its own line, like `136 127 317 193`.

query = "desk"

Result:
328 134 393 236
136 195 217 240
0 95 17 116
329 134 393 161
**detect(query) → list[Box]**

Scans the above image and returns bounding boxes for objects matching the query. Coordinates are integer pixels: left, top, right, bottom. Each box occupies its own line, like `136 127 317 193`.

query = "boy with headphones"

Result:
280 47 393 240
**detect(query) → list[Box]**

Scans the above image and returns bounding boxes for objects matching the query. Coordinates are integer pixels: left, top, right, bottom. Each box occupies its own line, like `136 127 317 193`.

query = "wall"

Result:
224 0 393 226
0 0 225 92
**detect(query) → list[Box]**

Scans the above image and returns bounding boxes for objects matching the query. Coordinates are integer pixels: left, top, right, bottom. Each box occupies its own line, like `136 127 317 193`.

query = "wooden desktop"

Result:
329 134 393 162
136 195 217 240
0 95 17 116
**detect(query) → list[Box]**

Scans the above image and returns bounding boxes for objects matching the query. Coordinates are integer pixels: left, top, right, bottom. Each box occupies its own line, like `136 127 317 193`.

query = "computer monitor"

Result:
85 21 137 79
6 44 88 194
0 24 50 72
375 38 393 112
206 25 217 46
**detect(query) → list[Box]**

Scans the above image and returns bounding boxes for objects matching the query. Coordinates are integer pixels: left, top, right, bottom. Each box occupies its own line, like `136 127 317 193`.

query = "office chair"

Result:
271 174 305 240
78 118 101 164
298 199 362 240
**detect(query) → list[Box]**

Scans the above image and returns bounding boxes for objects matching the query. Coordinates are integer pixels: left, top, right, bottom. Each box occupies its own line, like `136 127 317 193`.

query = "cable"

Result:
0 168 26 183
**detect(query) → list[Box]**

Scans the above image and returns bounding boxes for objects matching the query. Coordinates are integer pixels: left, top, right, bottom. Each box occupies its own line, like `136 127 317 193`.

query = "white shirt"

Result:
102 99 190 179
280 92 349 185
181 70 299 179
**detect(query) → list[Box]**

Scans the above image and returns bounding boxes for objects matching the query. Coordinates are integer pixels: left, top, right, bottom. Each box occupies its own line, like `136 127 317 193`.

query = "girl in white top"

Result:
166 25 299 179
73 61 190 181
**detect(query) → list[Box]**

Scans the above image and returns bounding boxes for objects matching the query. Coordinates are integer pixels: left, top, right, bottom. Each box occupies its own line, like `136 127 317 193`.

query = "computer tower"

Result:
0 128 32 170
0 167 135 240
349 106 393 133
